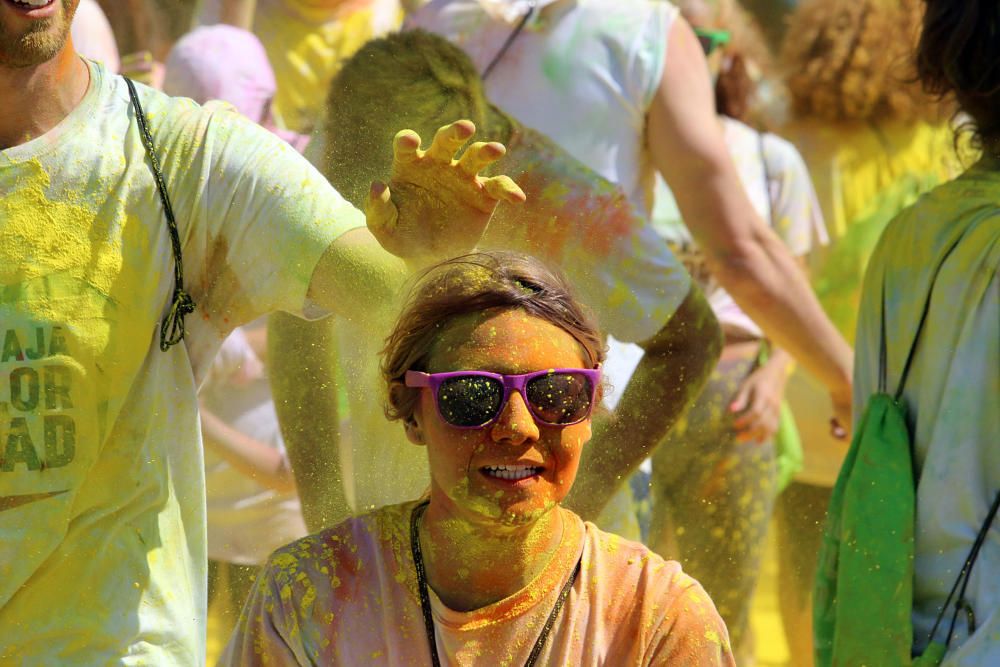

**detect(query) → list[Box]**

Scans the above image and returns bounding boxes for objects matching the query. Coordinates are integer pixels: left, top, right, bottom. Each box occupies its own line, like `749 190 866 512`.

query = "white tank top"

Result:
406 0 678 216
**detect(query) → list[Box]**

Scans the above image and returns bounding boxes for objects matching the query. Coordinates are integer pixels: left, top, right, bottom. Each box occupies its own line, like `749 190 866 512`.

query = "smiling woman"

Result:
220 251 736 666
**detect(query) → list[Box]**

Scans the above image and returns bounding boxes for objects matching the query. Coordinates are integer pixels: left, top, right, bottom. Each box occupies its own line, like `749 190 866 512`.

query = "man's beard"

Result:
0 2 74 68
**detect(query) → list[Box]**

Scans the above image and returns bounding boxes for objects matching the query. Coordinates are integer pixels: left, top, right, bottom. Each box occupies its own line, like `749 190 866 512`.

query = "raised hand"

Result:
365 120 526 266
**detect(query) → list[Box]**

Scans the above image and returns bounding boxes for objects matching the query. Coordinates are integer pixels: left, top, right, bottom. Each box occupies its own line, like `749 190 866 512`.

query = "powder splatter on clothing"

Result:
0 60 361 665
220 501 735 665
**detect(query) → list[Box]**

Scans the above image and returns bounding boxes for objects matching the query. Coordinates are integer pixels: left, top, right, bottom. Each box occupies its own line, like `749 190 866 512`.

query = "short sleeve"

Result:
645 582 736 666
764 133 829 256
155 98 366 325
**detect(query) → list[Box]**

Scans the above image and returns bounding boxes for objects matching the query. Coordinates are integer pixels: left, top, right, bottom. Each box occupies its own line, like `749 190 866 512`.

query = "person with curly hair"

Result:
772 0 965 661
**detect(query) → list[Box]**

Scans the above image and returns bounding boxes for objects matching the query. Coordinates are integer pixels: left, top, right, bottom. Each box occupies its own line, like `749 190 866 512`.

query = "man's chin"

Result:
0 0 72 68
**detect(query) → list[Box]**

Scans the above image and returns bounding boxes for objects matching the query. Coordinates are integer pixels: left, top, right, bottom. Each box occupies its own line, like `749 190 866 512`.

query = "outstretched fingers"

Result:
392 130 422 167
424 120 476 162
458 141 507 176
481 175 527 205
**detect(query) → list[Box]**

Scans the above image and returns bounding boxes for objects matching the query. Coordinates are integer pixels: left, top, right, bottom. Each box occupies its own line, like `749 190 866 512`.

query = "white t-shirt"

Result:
201 327 308 566
406 0 677 216
0 60 362 665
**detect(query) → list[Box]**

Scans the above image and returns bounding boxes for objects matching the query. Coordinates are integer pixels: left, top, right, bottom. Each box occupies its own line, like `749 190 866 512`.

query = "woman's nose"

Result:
490 391 540 444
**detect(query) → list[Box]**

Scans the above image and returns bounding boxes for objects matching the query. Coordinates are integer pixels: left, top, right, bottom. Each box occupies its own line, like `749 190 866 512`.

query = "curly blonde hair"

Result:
782 0 947 122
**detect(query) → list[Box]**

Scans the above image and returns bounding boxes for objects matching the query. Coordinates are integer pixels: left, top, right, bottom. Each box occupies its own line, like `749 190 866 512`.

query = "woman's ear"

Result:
403 416 426 446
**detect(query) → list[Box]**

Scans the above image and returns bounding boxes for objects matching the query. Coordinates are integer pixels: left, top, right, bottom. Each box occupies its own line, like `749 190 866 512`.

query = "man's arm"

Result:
648 17 852 432
268 313 351 531
564 285 722 519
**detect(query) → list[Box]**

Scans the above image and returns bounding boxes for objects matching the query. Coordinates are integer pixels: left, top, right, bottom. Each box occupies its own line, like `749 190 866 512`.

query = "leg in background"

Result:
775 481 832 667
649 355 778 659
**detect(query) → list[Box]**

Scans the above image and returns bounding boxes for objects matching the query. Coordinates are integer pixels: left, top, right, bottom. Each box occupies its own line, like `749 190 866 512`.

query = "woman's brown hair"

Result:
381 251 605 424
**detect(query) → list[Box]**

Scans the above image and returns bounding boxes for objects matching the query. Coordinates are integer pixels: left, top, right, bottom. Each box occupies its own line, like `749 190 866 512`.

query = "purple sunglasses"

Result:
405 368 602 429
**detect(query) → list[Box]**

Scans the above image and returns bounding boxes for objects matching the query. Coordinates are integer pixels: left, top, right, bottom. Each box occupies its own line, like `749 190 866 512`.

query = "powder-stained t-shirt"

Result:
0 60 363 665
406 0 677 217
853 157 999 666
220 502 736 666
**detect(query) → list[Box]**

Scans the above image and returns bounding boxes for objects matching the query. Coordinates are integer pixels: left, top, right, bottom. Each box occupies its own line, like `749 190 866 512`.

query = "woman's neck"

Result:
418 500 565 612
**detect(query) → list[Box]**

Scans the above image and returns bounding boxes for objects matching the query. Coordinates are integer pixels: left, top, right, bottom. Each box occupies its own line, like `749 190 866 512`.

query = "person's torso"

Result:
855 159 1000 664
406 0 676 216
480 126 691 343
0 62 216 665
259 503 708 665
652 117 822 339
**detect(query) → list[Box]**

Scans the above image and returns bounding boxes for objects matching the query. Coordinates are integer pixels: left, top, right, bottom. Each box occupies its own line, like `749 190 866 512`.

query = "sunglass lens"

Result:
437 375 504 427
525 372 594 425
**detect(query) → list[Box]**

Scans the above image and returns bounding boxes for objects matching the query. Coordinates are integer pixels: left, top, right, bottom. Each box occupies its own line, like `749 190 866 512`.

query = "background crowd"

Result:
4 0 996 665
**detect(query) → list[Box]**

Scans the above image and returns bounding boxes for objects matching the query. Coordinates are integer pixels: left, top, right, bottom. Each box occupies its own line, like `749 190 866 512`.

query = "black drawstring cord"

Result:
124 77 196 351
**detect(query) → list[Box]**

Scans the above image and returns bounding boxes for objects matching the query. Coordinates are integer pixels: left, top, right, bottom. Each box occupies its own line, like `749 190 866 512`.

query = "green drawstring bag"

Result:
813 228 974 667
813 392 916 666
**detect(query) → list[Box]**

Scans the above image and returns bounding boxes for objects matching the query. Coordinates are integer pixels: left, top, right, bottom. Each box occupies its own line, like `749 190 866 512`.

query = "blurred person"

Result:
0 0 524 661
818 0 999 663
163 23 310 152
199 324 307 643
96 0 199 87
163 25 317 646
199 0 402 133
69 0 117 71
222 251 736 666
405 0 854 521
271 30 720 535
615 0 826 658
773 0 961 661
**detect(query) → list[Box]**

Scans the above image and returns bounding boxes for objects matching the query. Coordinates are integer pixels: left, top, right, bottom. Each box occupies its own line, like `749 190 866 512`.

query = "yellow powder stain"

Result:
0 159 119 295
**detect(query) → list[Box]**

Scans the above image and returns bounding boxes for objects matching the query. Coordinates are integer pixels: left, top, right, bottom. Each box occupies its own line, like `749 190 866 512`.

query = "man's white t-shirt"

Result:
0 60 363 665
406 0 678 216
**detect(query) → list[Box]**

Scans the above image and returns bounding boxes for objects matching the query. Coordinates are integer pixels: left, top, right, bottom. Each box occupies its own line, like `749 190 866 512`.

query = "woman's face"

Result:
409 308 594 527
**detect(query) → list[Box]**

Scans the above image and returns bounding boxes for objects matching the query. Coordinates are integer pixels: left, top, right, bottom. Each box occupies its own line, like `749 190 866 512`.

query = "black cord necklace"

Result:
409 501 581 667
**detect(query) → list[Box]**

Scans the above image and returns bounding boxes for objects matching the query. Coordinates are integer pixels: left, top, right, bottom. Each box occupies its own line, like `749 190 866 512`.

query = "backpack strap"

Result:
124 76 196 352
924 490 1000 654
876 228 968 400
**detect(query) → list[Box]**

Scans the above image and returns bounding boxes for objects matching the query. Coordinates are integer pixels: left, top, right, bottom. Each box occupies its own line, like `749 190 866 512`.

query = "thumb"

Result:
365 181 398 238
730 381 752 413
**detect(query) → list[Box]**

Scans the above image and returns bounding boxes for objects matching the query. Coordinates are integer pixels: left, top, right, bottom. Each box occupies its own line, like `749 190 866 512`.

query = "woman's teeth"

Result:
483 465 542 481
13 0 53 7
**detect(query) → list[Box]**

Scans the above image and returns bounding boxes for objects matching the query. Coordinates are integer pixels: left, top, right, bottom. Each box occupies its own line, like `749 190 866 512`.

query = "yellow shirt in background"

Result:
253 0 403 133
781 119 962 486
